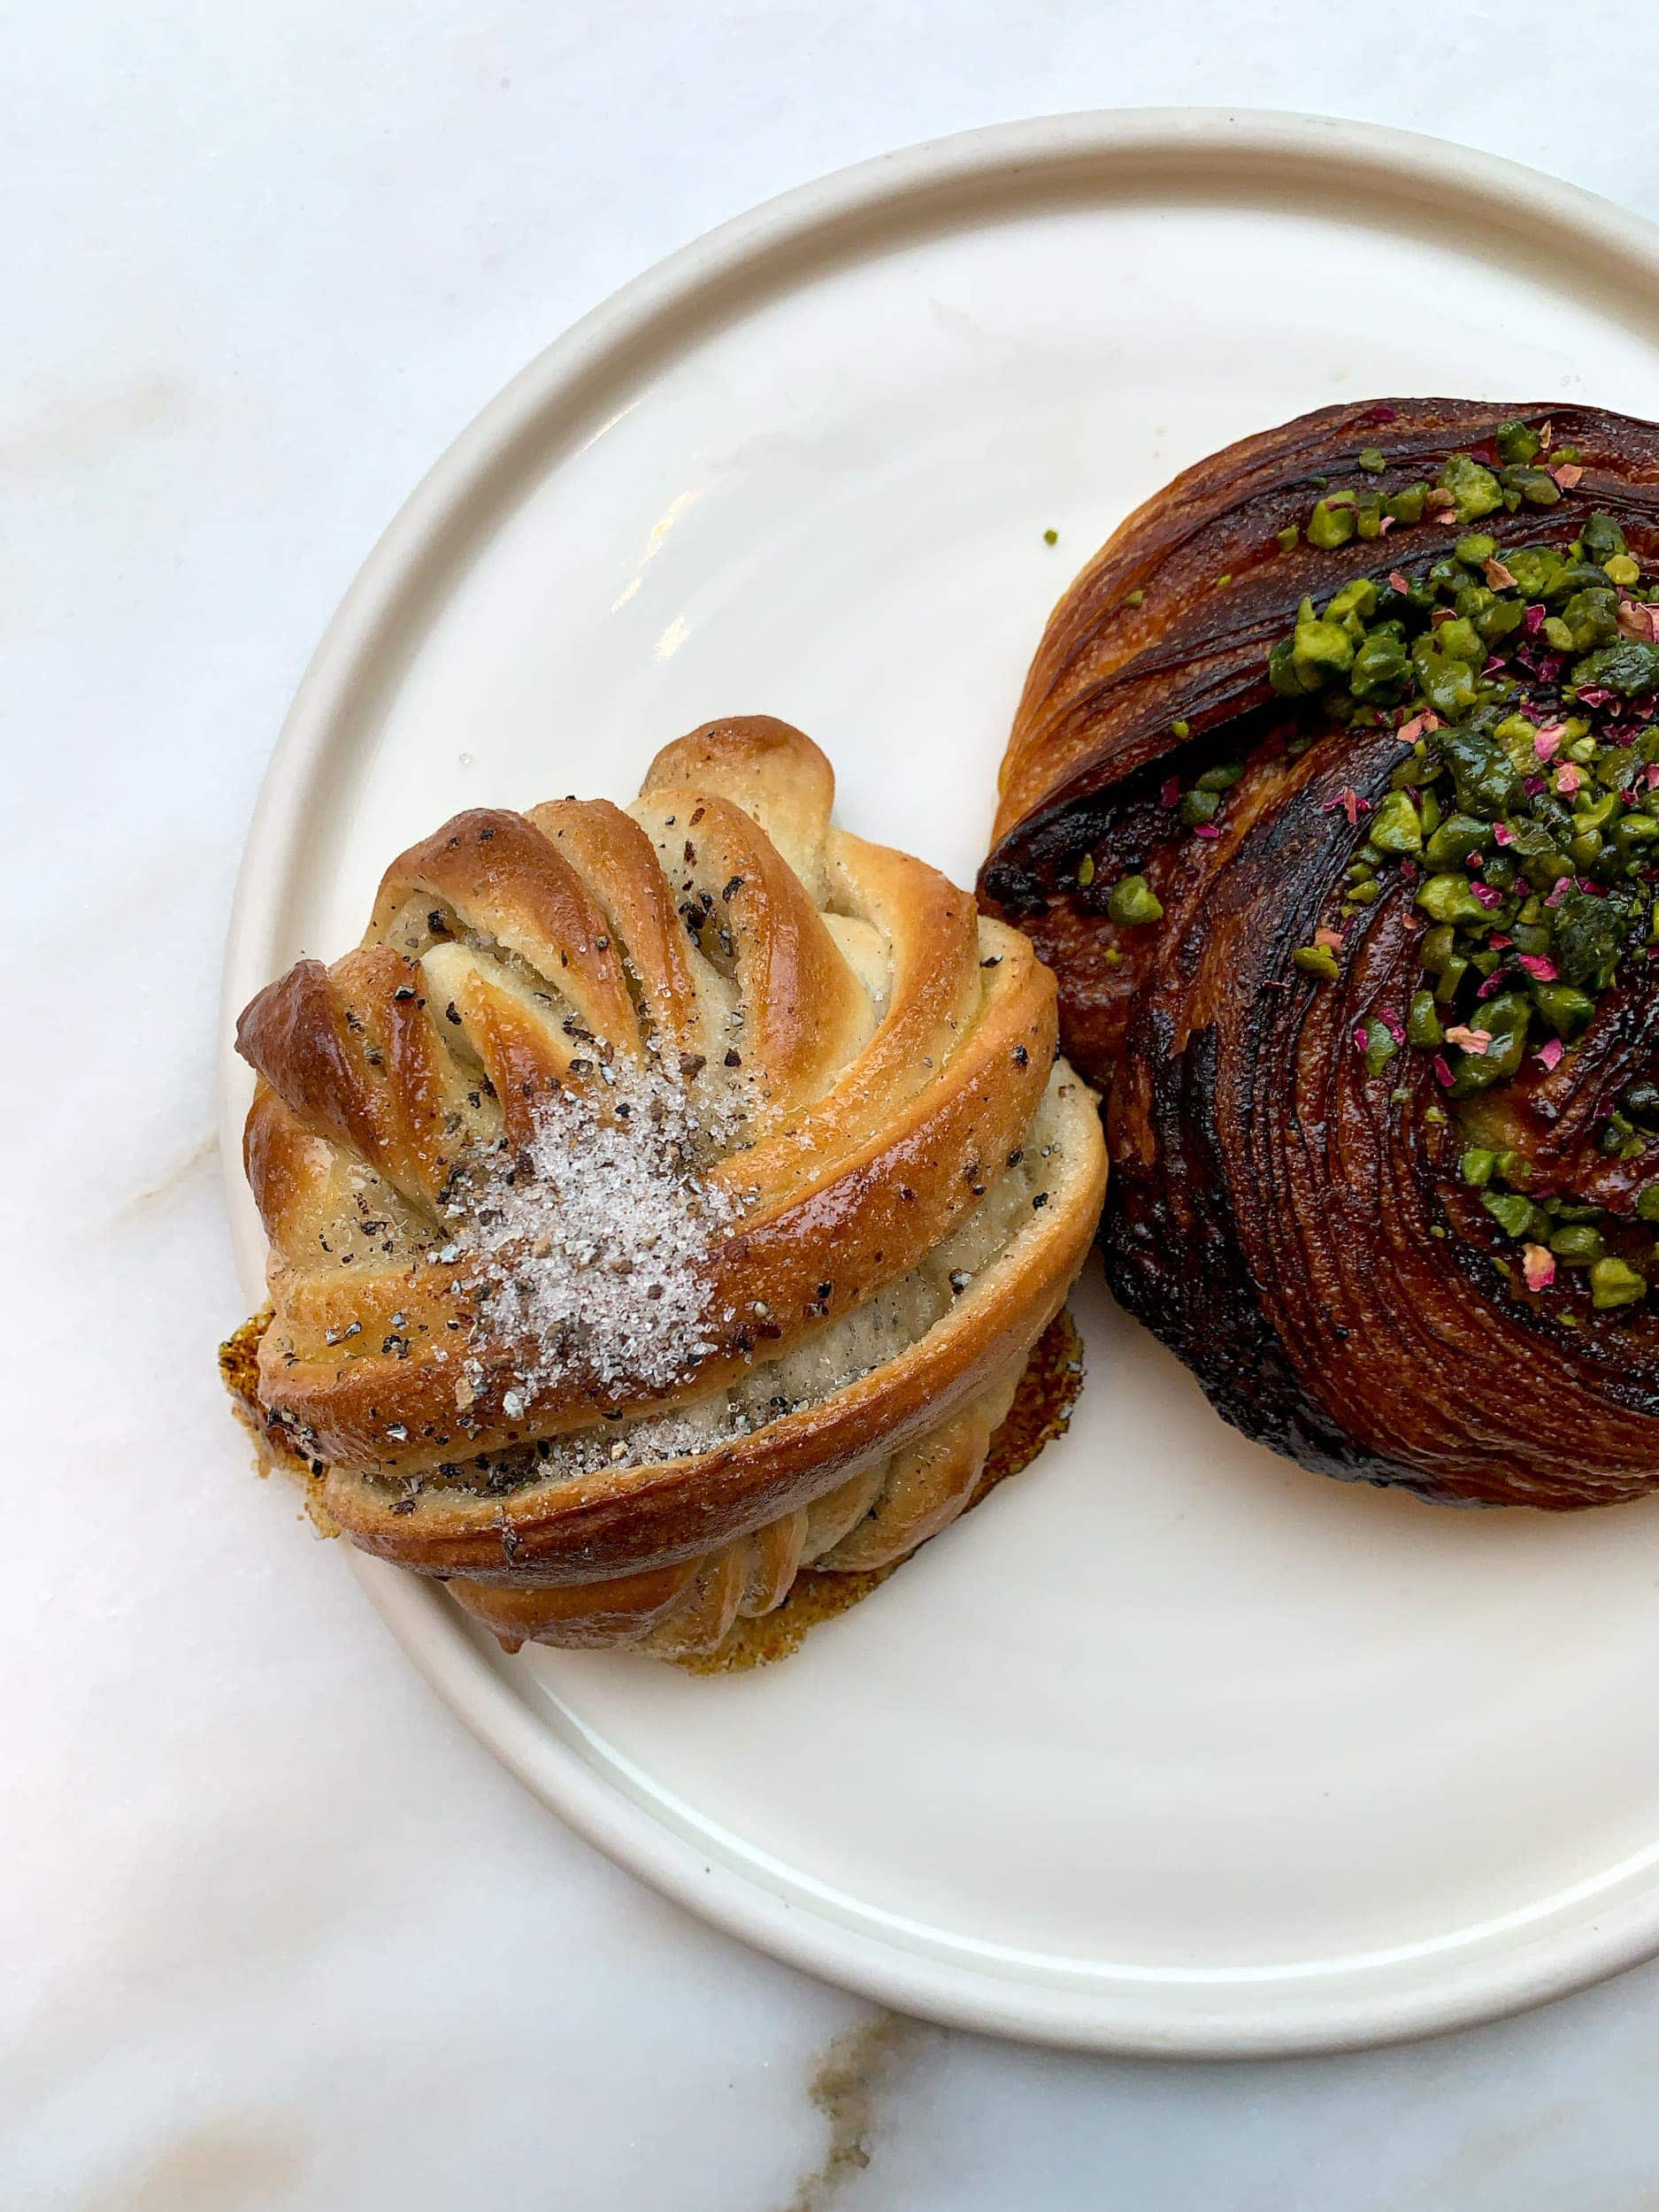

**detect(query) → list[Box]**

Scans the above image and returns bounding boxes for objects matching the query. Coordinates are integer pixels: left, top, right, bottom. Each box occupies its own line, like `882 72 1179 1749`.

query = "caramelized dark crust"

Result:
981 400 1659 1509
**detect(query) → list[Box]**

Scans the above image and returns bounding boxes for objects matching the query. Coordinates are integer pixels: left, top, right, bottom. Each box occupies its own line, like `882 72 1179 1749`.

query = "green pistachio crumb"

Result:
1363 1018 1399 1078
1292 944 1340 982
1308 498 1356 549
1483 1190 1539 1239
1402 992 1440 1049
1416 872 1488 925
1369 790 1423 856
1496 422 1542 466
1591 1256 1647 1309
1107 874 1163 927
1439 452 1503 523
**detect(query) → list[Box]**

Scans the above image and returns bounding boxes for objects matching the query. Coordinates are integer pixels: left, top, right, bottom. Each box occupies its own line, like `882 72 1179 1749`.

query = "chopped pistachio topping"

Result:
1107 873 1164 926
1263 472 1659 1311
1293 943 1341 981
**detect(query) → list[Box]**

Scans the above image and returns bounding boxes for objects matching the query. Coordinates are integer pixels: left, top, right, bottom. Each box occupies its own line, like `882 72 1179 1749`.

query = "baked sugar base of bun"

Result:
227 717 1107 1653
679 1306 1083 1671
221 1304 1085 1668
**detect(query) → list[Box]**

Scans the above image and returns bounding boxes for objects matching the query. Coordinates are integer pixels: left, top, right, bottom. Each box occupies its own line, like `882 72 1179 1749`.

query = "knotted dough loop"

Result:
236 718 1105 1652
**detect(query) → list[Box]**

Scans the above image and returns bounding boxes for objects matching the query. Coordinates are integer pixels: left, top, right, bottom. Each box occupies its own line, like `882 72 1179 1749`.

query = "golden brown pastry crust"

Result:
235 718 1106 1651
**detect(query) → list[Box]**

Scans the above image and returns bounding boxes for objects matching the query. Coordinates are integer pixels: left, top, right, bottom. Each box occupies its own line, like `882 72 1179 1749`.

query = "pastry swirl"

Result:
234 718 1105 1652
982 401 1659 1509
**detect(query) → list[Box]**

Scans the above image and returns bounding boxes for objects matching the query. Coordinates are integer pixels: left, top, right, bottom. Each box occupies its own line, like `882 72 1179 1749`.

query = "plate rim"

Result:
219 104 1659 2055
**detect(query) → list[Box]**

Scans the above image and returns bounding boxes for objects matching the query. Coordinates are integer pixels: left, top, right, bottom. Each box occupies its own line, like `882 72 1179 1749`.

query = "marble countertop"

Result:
11 3 1659 2203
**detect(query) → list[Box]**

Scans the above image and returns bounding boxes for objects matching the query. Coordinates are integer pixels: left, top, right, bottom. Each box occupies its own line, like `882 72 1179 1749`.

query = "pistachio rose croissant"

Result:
229 718 1105 1655
981 400 1659 1509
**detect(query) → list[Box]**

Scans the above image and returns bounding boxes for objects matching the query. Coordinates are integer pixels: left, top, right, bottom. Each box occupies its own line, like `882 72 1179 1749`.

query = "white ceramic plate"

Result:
221 111 1659 2055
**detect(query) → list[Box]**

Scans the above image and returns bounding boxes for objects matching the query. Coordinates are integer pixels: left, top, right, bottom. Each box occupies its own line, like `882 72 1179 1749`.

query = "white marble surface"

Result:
12 4 1659 2203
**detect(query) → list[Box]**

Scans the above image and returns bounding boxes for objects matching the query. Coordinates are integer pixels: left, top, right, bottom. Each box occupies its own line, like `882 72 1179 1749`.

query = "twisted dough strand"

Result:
236 718 1104 1649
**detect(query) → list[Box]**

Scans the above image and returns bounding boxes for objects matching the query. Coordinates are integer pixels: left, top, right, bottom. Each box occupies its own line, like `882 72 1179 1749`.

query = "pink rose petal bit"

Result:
1552 462 1584 488
1517 953 1559 982
1555 761 1586 796
1523 1243 1557 1292
1444 1025 1494 1056
1532 722 1565 763
1536 1038 1564 1072
1395 710 1441 747
1322 787 1370 827
1484 557 1518 589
